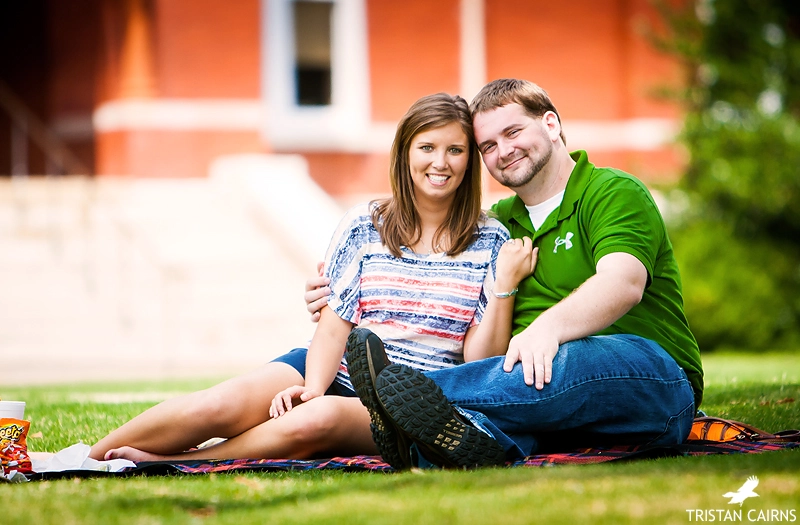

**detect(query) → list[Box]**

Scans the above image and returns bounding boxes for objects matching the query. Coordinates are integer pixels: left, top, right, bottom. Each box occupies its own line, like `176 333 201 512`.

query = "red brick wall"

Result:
367 0 462 121
94 0 263 178
97 129 263 178
304 152 390 196
483 0 683 183
88 0 684 183
153 0 261 98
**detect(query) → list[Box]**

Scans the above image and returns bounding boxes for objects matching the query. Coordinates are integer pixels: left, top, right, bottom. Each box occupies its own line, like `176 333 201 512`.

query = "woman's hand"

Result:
269 386 323 418
494 237 538 295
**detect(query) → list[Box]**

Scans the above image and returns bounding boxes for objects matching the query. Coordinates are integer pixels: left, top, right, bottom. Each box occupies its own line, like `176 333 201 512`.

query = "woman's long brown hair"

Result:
372 93 483 257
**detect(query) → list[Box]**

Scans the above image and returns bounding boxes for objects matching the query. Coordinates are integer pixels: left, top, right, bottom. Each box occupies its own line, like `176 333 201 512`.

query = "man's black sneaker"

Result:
374 363 507 469
345 328 412 470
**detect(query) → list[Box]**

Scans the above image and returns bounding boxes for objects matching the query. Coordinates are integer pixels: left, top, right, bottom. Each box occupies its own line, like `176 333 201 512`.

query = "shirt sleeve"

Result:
582 177 665 283
323 206 372 324
471 222 511 326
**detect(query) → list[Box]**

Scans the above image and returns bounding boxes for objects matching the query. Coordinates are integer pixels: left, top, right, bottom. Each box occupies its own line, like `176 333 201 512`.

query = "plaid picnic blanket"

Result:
25 438 799 480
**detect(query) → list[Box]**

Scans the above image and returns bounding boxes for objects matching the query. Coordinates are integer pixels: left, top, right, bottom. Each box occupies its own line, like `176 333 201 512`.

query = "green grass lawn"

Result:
2 352 799 524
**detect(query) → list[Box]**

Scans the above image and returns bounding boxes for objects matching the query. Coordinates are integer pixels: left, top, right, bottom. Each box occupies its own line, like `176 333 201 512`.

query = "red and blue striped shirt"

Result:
325 203 510 391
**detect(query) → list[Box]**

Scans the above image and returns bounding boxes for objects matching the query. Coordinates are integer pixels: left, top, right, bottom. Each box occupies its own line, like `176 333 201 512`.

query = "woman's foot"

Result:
104 446 163 463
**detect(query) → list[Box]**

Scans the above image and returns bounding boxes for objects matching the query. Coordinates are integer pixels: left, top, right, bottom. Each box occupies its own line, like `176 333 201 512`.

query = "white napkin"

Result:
31 443 136 473
0 470 29 483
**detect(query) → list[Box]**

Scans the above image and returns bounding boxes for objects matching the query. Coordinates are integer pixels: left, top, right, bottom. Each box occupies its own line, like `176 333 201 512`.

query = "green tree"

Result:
659 0 800 350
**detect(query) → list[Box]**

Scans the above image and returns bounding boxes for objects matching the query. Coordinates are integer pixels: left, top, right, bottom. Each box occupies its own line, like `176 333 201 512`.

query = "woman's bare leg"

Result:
105 396 377 462
89 362 304 460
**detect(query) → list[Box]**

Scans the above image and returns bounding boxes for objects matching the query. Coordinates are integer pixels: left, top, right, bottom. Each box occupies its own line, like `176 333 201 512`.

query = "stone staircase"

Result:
1 155 348 386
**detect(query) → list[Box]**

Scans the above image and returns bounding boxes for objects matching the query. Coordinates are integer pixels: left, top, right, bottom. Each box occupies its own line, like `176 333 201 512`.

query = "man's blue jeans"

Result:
423 334 696 460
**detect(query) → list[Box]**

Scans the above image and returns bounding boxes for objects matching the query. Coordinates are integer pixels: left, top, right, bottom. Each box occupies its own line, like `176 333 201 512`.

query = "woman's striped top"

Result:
324 203 510 391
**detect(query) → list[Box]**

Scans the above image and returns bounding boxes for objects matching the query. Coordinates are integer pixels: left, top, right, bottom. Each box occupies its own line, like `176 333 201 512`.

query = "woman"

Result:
91 93 536 463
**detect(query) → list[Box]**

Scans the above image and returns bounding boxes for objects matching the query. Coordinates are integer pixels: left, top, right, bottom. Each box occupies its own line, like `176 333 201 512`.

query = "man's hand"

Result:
304 261 330 322
501 252 648 389
503 324 559 389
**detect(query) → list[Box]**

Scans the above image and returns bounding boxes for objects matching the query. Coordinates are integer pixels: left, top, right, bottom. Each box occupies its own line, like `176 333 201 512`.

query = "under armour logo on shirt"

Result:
553 232 574 253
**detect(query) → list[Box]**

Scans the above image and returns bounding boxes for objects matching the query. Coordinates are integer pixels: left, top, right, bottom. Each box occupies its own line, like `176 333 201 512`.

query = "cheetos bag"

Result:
0 418 33 475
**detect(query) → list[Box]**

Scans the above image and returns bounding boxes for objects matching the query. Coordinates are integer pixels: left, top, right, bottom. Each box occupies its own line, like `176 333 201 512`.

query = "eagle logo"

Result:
723 476 759 506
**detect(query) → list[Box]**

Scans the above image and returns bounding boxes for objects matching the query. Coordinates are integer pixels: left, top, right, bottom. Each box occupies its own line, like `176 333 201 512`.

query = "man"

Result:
307 79 703 469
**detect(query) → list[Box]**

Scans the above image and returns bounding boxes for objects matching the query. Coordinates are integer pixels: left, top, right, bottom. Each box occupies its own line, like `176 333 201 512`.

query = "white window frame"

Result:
263 0 389 151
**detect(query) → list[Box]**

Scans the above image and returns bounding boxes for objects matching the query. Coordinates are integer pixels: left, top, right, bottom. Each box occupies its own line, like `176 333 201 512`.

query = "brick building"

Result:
1 0 684 196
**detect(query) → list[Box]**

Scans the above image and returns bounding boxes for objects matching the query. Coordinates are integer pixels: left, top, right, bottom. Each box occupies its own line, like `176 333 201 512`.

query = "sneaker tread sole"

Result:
375 364 506 468
345 329 412 470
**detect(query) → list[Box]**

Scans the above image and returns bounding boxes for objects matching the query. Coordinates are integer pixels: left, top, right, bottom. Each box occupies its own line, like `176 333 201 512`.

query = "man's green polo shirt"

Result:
490 150 704 406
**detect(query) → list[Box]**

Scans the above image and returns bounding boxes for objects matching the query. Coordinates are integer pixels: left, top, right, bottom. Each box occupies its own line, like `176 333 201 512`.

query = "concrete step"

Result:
1 157 344 385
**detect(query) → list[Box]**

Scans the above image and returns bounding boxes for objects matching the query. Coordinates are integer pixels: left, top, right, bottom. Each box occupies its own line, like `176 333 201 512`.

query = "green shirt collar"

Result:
505 150 593 235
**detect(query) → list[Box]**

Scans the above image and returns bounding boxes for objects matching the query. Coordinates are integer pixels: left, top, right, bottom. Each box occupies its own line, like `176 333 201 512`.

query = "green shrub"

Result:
657 0 800 350
671 216 799 351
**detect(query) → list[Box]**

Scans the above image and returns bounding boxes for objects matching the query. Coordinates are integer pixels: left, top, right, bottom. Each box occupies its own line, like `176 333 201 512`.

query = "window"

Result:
263 0 393 151
294 1 332 106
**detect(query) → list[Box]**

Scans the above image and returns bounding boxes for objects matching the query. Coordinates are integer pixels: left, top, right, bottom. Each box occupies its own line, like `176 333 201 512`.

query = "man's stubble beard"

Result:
496 144 553 189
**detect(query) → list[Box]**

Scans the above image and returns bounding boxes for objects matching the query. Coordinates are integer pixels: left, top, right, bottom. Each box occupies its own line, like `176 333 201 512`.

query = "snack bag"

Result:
0 418 32 475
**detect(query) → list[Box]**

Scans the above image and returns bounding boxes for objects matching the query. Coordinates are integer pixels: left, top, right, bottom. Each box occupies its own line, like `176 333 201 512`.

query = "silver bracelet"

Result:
493 287 518 299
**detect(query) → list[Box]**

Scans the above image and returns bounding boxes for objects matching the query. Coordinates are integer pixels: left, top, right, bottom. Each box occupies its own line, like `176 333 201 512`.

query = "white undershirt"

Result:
525 190 565 230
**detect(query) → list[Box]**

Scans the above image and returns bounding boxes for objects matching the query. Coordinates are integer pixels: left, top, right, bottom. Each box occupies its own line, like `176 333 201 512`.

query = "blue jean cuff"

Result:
408 408 528 468
455 406 530 460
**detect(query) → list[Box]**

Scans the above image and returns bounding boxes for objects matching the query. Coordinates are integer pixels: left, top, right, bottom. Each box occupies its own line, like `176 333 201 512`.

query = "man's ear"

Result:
542 111 562 142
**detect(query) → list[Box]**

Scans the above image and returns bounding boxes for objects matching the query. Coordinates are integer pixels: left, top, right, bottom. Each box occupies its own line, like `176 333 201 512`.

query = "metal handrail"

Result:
0 79 91 176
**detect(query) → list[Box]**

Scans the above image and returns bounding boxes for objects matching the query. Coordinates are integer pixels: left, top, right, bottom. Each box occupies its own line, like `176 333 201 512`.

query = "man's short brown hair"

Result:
470 79 566 145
